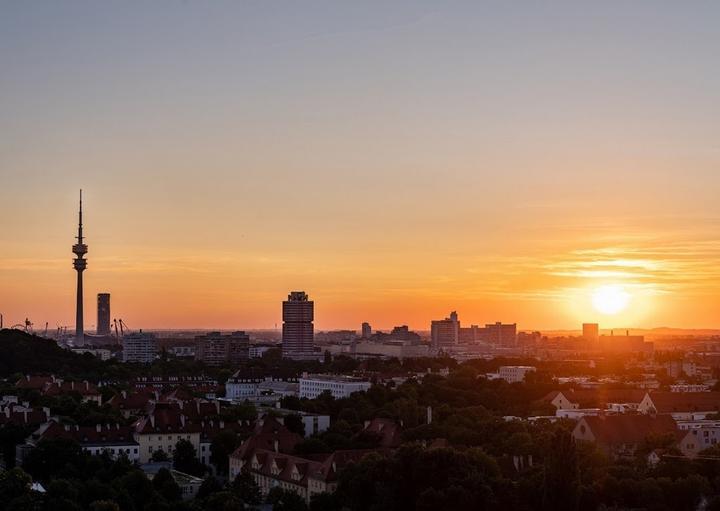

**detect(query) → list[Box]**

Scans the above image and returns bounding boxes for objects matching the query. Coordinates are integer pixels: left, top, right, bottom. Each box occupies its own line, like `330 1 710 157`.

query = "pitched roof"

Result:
362 418 402 448
561 389 646 407
38 420 138 447
580 415 678 445
645 392 720 413
230 415 302 461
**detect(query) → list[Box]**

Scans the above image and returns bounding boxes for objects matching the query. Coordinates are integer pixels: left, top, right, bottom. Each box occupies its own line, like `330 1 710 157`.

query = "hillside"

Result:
0 329 108 379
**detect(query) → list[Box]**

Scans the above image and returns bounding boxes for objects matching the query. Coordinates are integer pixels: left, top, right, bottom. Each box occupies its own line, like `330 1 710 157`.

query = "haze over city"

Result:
2 1 719 331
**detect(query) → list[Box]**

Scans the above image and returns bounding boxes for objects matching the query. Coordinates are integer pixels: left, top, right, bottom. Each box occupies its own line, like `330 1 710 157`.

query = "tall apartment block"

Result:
431 311 459 350
122 331 157 363
97 293 111 335
282 291 315 360
361 322 372 339
195 331 250 366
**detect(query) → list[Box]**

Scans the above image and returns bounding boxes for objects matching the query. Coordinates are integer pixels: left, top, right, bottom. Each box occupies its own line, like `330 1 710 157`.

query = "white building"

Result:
299 375 371 399
71 348 112 361
498 366 536 383
122 331 158 363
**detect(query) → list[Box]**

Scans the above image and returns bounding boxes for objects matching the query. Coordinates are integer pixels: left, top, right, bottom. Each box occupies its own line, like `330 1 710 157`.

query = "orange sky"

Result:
1 3 719 331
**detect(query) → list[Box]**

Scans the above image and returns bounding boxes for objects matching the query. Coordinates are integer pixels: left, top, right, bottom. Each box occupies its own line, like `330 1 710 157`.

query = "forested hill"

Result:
0 329 107 379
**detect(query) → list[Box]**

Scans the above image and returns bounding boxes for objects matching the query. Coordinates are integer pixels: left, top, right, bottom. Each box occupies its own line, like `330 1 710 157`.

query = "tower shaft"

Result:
72 190 87 342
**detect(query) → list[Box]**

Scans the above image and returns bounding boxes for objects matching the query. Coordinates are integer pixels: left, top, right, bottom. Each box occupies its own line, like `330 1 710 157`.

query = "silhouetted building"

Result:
459 324 481 343
583 323 599 344
123 331 157 363
195 331 250 366
282 291 315 360
72 190 87 341
431 311 459 349
480 322 517 345
361 322 372 339
97 293 111 336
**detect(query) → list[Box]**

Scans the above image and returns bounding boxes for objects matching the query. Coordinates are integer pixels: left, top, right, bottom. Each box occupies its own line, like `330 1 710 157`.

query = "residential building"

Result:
299 375 371 399
431 311 459 349
195 331 250 366
638 392 720 419
498 366 536 383
282 291 315 360
25 420 140 462
361 322 372 339
123 331 158 363
481 322 517 345
679 427 720 458
133 403 201 464
572 415 678 457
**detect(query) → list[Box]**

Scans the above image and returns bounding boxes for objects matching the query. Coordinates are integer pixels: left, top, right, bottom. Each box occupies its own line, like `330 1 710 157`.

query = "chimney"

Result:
121 390 127 399
427 406 432 425
275 401 281 409
150 415 155 428
273 439 279 453
181 415 186 427
96 424 101 433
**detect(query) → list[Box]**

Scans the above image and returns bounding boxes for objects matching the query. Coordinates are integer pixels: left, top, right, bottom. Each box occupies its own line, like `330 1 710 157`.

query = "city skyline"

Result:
2 2 720 330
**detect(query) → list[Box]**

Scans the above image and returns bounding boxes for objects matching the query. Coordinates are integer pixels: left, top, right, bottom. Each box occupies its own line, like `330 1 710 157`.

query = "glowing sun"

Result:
592 284 631 315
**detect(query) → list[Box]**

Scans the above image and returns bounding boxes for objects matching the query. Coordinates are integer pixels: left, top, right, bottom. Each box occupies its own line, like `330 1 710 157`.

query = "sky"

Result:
1 1 719 331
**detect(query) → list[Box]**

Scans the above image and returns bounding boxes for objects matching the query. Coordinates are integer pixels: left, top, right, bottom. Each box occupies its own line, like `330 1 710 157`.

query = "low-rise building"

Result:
679 427 720 458
638 392 720 419
572 415 679 457
497 366 536 383
299 375 371 399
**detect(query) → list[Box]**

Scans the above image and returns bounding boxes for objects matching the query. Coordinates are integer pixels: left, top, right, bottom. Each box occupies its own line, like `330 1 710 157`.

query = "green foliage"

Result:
209 430 241 475
231 470 261 505
267 487 308 511
173 439 207 477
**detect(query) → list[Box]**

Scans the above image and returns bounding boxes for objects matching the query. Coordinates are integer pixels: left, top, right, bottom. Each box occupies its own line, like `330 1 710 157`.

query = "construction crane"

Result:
119 318 131 336
24 318 33 332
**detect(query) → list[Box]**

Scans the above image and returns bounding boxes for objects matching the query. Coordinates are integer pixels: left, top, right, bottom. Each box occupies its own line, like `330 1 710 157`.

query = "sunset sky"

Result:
1 1 719 331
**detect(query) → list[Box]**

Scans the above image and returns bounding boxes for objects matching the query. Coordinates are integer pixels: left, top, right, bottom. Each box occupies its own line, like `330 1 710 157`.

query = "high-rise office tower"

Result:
72 190 88 342
361 322 372 339
97 293 111 336
282 291 314 359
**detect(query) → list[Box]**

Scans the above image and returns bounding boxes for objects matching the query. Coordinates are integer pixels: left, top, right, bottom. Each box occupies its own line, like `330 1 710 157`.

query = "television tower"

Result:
72 190 88 342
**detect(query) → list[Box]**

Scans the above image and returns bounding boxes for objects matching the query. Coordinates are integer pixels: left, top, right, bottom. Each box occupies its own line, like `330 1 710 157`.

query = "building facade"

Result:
299 375 371 399
123 331 158 363
282 292 315 360
195 331 250 366
431 311 459 349
97 293 111 336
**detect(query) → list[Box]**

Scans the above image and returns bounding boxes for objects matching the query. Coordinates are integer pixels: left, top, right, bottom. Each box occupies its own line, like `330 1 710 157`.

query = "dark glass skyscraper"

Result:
282 291 314 359
97 293 111 335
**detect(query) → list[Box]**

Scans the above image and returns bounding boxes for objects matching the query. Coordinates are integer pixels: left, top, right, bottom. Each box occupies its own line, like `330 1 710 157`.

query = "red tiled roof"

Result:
38 420 138 447
645 392 720 413
230 416 302 461
580 415 678 446
362 418 402 448
561 389 646 407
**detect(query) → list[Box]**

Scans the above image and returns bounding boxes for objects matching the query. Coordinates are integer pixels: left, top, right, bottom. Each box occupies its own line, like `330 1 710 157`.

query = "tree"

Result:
90 501 121 511
267 487 308 511
203 490 245 511
152 468 181 502
151 449 170 462
231 470 261 505
22 438 84 483
210 430 240 476
0 467 33 503
542 429 580 511
284 414 305 437
173 439 206 477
